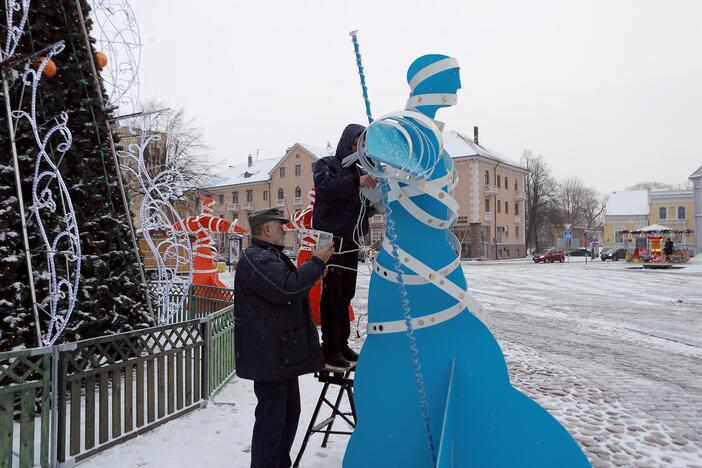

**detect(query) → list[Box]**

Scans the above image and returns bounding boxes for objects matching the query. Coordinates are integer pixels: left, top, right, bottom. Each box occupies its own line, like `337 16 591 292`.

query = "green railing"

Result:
56 320 205 464
0 348 52 468
189 284 234 318
0 286 235 467
204 306 236 397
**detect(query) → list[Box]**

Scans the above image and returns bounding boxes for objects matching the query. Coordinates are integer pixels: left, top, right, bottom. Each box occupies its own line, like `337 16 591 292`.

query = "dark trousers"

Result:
251 378 301 468
320 244 357 355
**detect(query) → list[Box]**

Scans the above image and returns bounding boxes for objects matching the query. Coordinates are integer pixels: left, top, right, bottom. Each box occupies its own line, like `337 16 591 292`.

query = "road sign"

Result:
564 230 573 240
564 223 572 231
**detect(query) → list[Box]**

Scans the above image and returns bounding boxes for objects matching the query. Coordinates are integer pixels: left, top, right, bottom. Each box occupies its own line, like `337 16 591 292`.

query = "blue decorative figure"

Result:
343 55 591 467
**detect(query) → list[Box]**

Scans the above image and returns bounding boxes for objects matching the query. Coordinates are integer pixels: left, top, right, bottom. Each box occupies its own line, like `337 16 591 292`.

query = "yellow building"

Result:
603 189 696 252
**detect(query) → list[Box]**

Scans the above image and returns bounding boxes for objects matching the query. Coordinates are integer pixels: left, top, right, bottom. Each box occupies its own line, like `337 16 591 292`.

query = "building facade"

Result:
445 129 528 259
690 166 702 254
190 128 526 259
196 143 333 249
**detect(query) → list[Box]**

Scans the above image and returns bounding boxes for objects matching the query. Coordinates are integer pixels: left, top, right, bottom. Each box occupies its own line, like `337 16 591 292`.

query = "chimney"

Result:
474 126 479 145
247 154 253 167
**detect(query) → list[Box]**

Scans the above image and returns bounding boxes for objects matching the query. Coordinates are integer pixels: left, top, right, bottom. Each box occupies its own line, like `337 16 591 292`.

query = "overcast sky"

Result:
127 0 701 195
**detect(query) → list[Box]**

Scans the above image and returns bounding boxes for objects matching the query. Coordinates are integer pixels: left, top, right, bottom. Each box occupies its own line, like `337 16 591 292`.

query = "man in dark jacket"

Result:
313 123 376 368
235 207 334 468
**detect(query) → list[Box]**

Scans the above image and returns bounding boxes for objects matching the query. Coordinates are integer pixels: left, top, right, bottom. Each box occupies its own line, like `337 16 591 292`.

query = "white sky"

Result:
128 0 702 195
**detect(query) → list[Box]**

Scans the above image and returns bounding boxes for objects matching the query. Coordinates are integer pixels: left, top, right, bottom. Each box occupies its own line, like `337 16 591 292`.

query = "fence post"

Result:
189 285 195 320
50 345 59 468
200 315 210 406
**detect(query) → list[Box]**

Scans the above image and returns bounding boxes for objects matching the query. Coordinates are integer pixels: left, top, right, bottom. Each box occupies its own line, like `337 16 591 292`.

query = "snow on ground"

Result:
85 257 702 467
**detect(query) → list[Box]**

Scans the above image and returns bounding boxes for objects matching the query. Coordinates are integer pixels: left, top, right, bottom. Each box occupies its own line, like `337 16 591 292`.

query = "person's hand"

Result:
359 174 377 188
313 244 335 263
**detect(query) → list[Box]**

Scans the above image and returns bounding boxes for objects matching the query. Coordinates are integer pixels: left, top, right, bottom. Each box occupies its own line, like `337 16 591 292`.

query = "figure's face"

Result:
352 135 360 153
265 220 287 245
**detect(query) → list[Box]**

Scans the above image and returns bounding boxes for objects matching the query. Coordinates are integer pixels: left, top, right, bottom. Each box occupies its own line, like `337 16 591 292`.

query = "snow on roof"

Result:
605 190 649 216
298 143 334 159
443 129 524 169
689 165 702 180
211 157 280 188
635 224 672 232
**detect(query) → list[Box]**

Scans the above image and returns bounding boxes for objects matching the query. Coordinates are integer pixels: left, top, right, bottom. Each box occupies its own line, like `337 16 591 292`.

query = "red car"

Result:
533 248 565 263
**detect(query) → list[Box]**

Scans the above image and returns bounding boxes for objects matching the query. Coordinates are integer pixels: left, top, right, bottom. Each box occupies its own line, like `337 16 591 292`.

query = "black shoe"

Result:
324 352 350 370
341 346 359 362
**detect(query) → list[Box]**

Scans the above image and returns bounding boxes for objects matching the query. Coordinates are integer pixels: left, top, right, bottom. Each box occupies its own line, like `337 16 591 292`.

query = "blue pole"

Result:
349 30 373 124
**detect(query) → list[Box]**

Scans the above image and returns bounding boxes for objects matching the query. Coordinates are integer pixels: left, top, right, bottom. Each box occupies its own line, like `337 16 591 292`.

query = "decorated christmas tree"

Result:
0 0 153 351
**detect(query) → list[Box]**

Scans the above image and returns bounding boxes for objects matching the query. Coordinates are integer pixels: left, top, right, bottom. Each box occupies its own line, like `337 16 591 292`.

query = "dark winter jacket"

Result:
313 123 374 239
234 238 325 382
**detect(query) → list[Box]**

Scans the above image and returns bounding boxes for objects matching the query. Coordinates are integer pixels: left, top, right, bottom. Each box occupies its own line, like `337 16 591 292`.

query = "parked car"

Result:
601 248 627 261
533 248 565 263
566 247 592 257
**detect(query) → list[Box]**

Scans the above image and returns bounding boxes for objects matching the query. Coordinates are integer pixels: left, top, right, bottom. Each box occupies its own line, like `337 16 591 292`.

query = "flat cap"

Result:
248 207 290 230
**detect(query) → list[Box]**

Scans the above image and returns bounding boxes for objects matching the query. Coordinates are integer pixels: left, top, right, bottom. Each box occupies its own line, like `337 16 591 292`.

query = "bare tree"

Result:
557 176 589 226
139 100 215 213
626 181 673 191
522 150 556 252
581 188 607 228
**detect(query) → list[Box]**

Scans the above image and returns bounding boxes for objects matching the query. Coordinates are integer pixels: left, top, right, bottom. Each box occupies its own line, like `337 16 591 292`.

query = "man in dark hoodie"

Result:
313 123 376 368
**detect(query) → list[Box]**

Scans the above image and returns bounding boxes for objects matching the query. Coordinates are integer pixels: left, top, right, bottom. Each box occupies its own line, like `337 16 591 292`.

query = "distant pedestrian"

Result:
663 237 674 262
234 207 335 468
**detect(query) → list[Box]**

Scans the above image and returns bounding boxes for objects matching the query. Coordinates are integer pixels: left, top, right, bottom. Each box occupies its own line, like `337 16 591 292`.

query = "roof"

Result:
298 143 334 159
635 224 672 232
689 165 702 180
605 190 649 216
211 157 280 188
443 129 525 170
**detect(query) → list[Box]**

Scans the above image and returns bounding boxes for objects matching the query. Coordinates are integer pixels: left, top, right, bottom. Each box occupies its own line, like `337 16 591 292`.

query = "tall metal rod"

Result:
349 30 373 124
1 63 43 346
73 0 154 316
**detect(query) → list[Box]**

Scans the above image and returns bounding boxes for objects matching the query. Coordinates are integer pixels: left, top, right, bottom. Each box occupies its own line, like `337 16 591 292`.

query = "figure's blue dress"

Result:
343 55 590 468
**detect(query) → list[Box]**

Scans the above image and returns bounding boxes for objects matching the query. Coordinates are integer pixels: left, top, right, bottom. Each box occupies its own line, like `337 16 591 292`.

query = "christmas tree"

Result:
0 0 153 351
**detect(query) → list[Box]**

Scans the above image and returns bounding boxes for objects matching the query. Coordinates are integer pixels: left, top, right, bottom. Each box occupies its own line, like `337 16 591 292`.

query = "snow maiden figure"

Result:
343 55 590 467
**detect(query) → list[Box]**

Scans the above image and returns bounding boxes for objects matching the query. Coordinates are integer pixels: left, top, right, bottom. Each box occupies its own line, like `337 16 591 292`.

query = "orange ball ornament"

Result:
35 57 57 79
95 51 108 70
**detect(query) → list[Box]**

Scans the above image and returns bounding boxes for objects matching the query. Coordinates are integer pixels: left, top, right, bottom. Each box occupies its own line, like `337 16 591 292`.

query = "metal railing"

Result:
0 287 235 468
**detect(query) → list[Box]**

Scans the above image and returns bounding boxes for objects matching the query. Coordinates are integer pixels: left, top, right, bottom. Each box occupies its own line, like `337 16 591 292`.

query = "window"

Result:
218 194 224 205
233 192 239 203
615 231 623 243
246 190 253 202
659 207 667 220
515 225 520 238
278 188 284 200
263 190 268 201
295 164 301 176
497 200 501 213
485 198 490 212
279 167 286 178
497 175 501 188
232 212 238 221
484 171 490 185
505 226 509 238
677 206 686 219
515 203 519 215
295 186 302 198
505 203 509 215
514 179 518 191
311 162 316 172
504 176 508 188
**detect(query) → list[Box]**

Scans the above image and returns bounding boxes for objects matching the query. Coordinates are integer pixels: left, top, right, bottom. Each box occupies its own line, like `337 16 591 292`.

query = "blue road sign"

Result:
564 230 573 240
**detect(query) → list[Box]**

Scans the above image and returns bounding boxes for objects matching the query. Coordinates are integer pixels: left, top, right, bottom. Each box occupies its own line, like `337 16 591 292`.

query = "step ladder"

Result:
293 364 356 467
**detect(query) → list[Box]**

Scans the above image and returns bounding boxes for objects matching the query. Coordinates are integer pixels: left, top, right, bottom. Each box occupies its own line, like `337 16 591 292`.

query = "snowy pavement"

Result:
85 257 702 467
